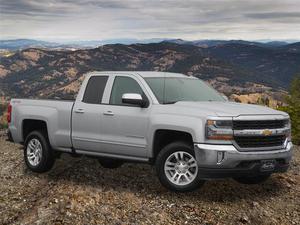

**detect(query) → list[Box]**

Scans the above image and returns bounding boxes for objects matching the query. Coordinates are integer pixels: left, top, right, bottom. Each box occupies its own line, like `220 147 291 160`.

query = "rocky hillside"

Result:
0 134 299 225
209 43 300 88
0 42 299 100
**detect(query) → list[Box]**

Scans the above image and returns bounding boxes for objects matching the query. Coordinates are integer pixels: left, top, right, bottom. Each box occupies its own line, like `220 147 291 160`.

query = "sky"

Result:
1 0 300 41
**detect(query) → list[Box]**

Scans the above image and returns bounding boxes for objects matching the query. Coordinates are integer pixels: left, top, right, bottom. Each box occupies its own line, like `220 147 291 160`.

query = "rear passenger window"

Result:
82 76 108 104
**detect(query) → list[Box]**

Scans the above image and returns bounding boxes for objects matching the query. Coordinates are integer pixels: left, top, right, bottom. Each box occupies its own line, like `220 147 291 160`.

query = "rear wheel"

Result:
98 158 123 169
234 174 271 184
156 142 205 192
24 131 55 173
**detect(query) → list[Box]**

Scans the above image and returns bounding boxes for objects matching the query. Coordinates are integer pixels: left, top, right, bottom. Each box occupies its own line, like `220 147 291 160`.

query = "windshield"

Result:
145 77 225 104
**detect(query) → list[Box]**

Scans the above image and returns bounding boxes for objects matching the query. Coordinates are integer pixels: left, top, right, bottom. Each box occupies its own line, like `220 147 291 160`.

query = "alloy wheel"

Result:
26 138 43 166
164 151 198 186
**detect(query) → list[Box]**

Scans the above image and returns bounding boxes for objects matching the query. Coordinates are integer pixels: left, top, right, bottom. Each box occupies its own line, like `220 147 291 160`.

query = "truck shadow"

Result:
41 155 288 204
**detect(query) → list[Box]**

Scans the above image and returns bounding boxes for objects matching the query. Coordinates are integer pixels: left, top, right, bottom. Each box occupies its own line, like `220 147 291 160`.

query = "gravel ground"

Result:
0 134 299 225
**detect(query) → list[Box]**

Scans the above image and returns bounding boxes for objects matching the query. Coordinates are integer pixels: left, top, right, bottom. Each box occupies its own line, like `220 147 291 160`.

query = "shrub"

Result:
0 103 8 129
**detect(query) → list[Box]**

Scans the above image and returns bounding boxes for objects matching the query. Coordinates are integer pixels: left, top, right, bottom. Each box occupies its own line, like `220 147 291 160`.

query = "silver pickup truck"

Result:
7 71 293 192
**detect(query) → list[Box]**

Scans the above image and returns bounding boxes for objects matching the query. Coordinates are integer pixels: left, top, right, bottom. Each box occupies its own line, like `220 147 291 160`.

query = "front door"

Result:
99 75 151 158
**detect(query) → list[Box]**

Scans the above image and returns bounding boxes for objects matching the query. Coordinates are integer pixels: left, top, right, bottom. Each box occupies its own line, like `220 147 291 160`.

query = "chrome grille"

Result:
233 119 288 150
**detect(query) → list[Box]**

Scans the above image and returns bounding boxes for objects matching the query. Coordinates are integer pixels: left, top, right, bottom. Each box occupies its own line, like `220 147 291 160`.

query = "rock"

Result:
252 201 260 207
240 215 249 224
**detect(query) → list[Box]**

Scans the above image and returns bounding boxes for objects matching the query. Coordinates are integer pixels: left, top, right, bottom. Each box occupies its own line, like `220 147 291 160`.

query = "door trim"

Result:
72 136 147 148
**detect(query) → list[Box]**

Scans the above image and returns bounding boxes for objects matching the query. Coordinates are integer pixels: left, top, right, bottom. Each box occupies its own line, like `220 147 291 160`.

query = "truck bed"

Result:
9 98 75 151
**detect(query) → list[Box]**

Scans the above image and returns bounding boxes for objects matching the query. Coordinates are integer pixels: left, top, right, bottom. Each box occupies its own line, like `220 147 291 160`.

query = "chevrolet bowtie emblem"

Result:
262 129 272 136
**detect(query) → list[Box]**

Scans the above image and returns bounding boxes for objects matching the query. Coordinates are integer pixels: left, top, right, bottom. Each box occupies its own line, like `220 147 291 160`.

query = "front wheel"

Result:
156 142 205 192
234 174 271 184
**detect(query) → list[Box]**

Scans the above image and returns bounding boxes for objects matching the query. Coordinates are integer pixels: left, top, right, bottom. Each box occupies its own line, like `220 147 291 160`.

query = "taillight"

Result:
7 103 12 123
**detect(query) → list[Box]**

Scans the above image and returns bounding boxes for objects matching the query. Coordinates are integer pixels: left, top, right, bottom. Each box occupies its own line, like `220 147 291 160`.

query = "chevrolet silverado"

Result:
7 71 293 192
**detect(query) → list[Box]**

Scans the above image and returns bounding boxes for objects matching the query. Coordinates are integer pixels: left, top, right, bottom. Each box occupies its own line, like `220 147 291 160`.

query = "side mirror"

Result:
122 93 148 107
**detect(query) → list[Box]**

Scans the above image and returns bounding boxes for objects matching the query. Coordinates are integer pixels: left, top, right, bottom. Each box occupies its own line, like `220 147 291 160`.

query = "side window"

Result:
110 76 145 105
82 76 108 104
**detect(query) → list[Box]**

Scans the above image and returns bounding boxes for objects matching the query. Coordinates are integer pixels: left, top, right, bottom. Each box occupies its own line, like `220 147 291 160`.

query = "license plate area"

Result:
260 160 276 171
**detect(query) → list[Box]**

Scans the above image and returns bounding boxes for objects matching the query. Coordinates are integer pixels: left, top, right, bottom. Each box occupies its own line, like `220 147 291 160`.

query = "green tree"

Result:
279 76 300 145
265 97 270 107
0 103 8 129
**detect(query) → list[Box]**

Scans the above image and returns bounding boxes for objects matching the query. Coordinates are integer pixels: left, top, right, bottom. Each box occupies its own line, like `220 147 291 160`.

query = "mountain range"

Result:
1 38 299 50
0 38 169 50
0 41 300 101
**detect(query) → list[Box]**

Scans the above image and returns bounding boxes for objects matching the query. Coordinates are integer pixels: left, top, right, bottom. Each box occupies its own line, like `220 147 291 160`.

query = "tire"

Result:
156 142 205 192
234 174 271 185
24 130 55 173
98 158 123 169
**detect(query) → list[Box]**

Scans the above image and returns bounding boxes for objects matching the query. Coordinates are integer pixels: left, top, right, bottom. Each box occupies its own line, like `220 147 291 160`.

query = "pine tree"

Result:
279 76 300 145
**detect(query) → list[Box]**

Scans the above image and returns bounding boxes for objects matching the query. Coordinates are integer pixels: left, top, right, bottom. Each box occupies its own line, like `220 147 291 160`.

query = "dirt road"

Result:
0 135 299 225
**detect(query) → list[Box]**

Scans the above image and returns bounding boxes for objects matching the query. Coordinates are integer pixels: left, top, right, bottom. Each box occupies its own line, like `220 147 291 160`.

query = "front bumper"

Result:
194 142 293 179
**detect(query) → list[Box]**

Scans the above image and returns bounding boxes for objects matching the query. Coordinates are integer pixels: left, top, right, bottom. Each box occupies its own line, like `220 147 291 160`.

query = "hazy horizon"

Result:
1 0 300 41
1 37 299 44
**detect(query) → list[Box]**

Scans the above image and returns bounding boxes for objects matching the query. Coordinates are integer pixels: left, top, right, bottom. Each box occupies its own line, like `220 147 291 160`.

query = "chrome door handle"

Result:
74 108 85 114
103 111 114 116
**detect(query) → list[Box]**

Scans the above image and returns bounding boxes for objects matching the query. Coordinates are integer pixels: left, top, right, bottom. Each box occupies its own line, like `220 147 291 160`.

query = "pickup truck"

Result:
7 71 293 192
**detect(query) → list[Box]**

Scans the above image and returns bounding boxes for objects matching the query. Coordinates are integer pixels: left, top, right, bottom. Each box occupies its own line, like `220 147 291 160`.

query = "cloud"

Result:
246 12 300 19
0 0 299 40
0 0 68 16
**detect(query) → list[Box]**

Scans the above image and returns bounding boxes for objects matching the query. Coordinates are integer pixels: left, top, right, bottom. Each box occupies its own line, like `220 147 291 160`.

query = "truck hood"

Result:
173 101 287 117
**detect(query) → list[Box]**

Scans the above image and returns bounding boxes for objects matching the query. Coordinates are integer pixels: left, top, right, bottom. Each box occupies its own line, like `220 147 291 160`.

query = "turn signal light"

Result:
7 103 12 123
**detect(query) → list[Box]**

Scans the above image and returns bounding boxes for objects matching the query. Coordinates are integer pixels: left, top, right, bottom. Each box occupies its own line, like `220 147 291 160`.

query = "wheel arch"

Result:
22 119 49 142
151 129 194 163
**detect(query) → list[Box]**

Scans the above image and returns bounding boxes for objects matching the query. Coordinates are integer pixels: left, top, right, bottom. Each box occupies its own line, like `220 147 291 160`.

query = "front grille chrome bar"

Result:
234 128 289 137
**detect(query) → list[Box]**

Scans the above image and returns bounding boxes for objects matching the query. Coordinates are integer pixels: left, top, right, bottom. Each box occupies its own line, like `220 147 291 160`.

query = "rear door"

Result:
72 75 109 152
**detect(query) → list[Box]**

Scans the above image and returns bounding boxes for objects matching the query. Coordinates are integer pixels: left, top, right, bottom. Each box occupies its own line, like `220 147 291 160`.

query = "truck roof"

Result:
86 71 186 78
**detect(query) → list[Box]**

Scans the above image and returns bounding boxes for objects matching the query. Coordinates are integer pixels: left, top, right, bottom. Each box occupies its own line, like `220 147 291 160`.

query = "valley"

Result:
0 40 299 127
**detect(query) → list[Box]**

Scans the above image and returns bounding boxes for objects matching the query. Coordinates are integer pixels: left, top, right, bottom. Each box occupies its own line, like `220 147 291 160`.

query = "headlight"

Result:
206 119 233 140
